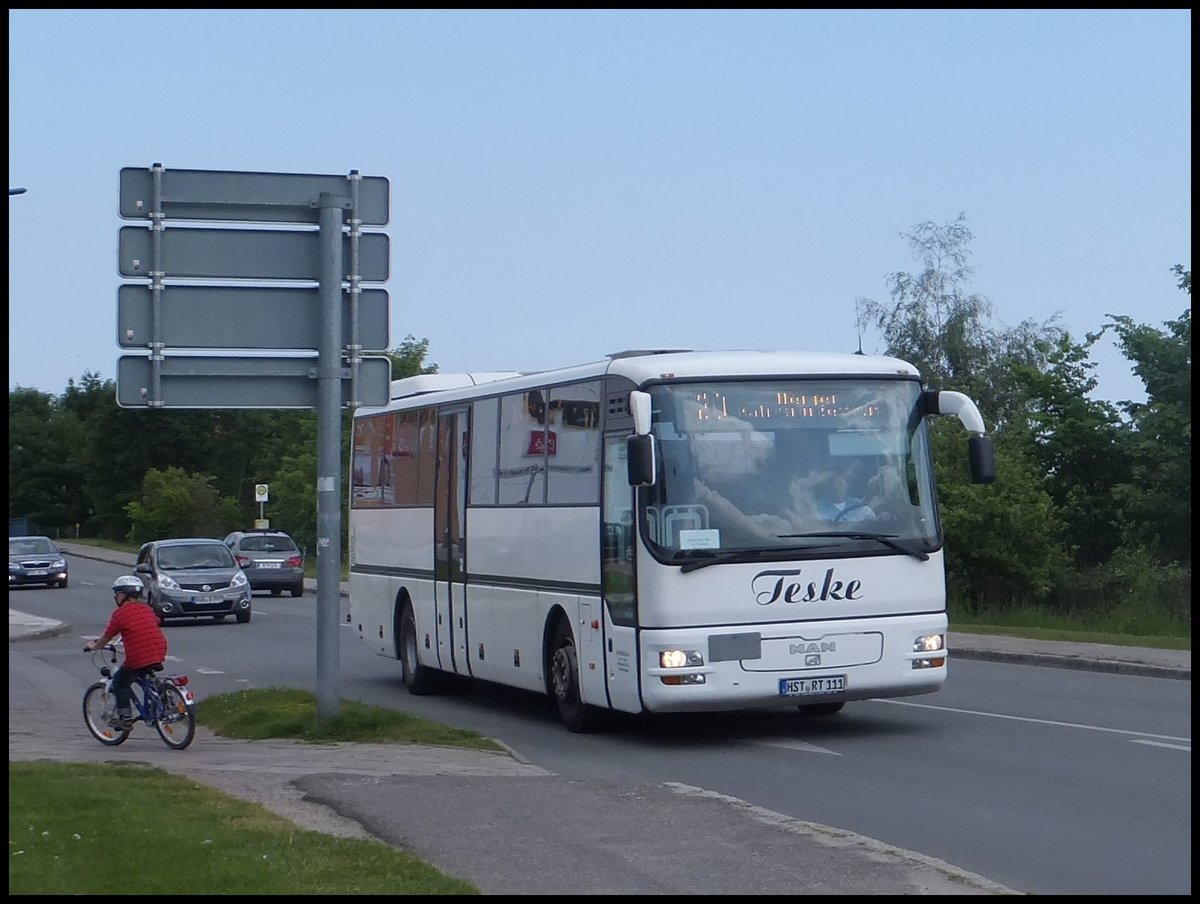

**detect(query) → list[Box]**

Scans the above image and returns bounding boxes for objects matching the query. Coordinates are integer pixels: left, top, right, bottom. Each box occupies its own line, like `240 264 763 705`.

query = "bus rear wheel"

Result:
549 619 602 733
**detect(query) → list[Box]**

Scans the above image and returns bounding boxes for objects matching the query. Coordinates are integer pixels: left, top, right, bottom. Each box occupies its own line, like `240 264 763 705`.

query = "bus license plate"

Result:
193 593 221 604
779 675 846 697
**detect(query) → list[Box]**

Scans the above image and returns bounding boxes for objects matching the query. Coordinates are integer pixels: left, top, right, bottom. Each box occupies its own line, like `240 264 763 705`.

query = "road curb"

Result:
952 647 1189 681
8 619 73 643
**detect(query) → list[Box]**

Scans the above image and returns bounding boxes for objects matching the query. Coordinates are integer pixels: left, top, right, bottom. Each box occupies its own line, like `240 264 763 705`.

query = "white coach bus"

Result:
348 349 995 731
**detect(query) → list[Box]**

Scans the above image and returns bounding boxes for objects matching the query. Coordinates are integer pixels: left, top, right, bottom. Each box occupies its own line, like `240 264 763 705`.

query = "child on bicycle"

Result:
84 575 168 728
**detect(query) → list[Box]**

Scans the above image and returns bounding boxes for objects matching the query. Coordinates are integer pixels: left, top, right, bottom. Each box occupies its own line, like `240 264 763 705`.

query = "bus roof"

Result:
374 349 922 410
389 372 524 399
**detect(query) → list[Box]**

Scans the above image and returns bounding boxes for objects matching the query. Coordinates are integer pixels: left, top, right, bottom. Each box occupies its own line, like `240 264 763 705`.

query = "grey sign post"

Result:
118 164 392 721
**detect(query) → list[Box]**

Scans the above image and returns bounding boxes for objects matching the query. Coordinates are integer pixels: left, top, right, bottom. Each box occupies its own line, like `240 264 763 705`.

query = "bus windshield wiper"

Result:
776 531 931 561
672 546 838 574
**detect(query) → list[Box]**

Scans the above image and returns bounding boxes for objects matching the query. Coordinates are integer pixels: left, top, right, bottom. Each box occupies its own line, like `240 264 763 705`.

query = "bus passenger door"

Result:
603 433 642 714
434 408 470 676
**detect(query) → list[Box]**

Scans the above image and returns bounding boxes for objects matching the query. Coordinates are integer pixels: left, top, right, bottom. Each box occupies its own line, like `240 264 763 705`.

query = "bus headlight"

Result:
658 649 706 685
912 633 946 669
659 649 704 669
912 633 944 653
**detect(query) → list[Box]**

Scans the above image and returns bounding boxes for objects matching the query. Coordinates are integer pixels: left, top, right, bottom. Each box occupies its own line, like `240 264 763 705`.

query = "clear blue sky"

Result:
8 9 1191 405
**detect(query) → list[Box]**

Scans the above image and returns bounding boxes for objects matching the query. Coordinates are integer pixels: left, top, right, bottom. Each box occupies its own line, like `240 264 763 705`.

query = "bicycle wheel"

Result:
153 684 196 750
82 682 131 746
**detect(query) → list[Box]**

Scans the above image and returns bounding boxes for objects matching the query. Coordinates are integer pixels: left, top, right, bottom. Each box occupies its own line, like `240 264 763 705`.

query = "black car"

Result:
223 529 305 597
9 535 69 589
135 537 253 624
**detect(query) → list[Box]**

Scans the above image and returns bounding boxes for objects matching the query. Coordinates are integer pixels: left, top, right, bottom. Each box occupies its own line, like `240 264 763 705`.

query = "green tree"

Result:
1103 267 1191 566
73 379 165 540
933 422 1072 611
124 466 242 545
1003 331 1132 569
269 422 319 555
9 387 75 534
385 334 438 378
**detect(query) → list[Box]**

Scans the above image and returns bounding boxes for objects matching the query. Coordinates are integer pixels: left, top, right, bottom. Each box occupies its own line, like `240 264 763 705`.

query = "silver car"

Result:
223 529 306 597
135 537 252 624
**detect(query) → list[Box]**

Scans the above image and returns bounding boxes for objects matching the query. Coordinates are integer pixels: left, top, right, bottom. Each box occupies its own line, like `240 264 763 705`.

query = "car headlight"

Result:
8 563 19 572
158 574 181 591
232 570 249 588
50 558 66 569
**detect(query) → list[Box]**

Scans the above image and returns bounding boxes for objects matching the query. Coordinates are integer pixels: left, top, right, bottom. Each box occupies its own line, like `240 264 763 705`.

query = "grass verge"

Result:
8 761 479 895
195 687 507 751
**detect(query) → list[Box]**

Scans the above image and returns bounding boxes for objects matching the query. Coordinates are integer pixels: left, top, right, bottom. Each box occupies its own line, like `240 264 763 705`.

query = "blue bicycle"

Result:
82 646 196 749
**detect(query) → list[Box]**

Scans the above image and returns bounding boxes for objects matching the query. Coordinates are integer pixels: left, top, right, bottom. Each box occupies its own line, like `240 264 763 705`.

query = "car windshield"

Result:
158 545 234 570
240 536 297 553
10 538 56 556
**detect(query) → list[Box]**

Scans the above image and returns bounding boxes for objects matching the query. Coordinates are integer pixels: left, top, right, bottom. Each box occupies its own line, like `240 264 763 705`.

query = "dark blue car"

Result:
9 535 69 589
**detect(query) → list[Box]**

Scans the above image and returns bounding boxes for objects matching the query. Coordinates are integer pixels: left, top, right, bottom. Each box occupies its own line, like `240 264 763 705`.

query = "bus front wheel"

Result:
549 619 601 733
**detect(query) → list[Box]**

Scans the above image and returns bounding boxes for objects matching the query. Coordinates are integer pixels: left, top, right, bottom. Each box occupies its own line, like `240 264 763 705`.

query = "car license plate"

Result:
257 562 281 569
778 675 846 697
193 593 221 604
28 570 48 577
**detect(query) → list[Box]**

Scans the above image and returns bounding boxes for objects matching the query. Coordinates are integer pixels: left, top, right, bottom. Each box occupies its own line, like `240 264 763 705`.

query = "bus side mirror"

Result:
627 434 656 487
968 435 996 484
924 389 997 485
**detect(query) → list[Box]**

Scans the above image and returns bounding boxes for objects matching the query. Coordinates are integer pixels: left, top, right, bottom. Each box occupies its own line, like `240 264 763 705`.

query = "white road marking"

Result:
753 739 841 756
1131 739 1191 752
877 697 1190 744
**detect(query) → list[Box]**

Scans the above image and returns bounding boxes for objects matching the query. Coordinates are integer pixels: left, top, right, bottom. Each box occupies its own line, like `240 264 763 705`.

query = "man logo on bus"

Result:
752 568 863 605
791 641 836 655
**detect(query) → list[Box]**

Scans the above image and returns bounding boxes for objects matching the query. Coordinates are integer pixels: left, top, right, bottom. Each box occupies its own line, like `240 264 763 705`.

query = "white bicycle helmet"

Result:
111 574 144 598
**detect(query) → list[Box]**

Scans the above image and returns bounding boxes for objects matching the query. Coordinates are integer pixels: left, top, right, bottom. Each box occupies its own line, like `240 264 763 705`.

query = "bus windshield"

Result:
644 379 940 556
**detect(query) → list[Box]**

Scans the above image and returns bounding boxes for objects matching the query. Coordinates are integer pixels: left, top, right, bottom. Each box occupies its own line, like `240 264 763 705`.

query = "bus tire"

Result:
400 605 438 695
549 619 602 733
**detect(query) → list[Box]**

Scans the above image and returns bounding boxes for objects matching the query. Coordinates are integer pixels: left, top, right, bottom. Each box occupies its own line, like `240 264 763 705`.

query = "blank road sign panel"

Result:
116 355 392 409
117 285 390 351
119 168 389 226
119 226 389 282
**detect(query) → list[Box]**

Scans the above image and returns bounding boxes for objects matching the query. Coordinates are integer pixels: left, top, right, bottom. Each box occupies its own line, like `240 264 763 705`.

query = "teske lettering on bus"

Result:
752 568 864 605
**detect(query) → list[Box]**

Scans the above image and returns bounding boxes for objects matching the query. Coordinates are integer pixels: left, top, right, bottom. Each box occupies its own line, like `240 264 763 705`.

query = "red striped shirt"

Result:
104 603 168 669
